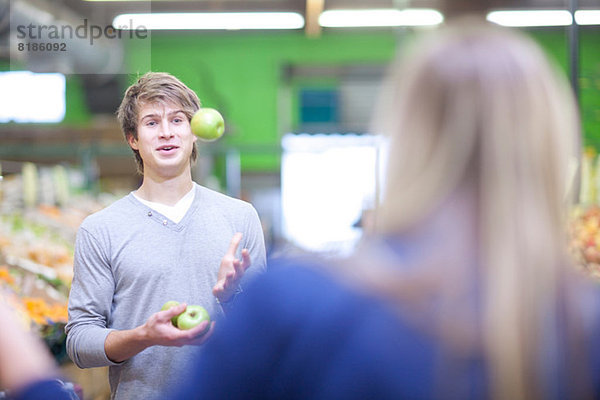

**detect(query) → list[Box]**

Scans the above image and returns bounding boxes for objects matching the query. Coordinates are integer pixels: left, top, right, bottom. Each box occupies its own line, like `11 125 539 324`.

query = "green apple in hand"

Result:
161 300 181 326
190 108 225 142
177 305 210 333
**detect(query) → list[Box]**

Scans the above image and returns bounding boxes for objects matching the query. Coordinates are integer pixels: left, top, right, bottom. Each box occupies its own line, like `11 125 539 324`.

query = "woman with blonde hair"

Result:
168 19 600 400
368 18 590 400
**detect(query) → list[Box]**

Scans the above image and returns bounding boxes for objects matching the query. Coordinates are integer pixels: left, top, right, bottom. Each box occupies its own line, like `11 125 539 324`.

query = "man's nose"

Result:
158 120 174 138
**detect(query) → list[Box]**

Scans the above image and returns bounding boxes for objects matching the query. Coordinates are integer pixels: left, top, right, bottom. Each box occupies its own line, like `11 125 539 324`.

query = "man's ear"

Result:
127 134 139 150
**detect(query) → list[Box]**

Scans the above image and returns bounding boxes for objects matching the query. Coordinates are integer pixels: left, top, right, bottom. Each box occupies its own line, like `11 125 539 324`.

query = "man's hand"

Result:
105 303 214 363
142 303 214 347
213 232 251 303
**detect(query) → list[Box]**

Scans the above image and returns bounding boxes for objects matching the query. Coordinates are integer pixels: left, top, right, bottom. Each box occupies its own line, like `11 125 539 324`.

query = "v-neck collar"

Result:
128 183 202 232
133 185 195 223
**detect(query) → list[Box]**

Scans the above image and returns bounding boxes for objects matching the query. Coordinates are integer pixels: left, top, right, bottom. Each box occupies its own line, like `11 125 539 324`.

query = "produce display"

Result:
569 205 600 279
0 162 115 366
0 212 74 285
0 267 36 328
23 296 69 326
0 204 92 362
569 149 600 280
0 264 70 362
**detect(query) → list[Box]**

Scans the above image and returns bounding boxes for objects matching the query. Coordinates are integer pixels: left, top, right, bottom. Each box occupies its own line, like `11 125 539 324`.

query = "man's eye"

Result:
146 120 157 126
173 117 183 123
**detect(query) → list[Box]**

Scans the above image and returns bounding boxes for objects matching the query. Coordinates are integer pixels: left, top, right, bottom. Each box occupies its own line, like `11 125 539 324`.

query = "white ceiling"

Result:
51 0 600 28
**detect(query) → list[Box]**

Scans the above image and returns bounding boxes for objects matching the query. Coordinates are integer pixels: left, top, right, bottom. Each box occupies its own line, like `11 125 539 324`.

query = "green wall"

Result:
580 29 600 148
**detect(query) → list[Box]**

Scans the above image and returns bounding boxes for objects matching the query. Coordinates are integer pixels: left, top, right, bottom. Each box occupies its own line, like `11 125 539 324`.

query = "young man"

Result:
65 72 267 399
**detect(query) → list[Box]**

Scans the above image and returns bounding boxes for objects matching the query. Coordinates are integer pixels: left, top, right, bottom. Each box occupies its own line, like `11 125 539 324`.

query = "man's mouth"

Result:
157 145 179 152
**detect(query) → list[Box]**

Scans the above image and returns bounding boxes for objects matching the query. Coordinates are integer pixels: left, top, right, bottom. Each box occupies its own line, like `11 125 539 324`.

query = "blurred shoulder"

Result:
195 184 256 213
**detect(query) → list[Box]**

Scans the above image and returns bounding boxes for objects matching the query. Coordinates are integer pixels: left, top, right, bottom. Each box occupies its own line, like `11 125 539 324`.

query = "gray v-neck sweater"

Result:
65 183 267 399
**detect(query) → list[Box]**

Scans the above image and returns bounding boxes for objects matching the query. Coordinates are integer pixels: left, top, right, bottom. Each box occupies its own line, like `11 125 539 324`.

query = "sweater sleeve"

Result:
65 226 123 368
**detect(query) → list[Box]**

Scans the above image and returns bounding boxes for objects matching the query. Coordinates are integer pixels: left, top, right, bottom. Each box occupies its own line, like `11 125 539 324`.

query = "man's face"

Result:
128 102 197 180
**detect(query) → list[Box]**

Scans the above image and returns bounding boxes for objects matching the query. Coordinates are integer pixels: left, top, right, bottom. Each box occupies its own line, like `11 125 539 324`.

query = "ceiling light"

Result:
318 8 443 28
575 10 600 25
486 10 573 27
113 12 305 30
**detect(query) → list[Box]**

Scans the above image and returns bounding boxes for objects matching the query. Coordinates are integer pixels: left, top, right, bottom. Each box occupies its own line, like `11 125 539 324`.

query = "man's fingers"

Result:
232 258 243 275
213 277 227 291
241 249 251 271
162 303 186 320
231 251 250 274
226 233 243 256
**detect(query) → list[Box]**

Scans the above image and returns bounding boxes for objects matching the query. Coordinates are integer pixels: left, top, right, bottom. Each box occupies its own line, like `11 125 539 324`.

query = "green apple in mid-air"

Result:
177 305 210 333
190 108 225 142
161 300 181 326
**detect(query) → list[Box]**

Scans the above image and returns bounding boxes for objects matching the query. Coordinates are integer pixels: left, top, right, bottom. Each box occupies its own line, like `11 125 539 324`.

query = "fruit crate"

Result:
568 204 600 280
0 263 69 364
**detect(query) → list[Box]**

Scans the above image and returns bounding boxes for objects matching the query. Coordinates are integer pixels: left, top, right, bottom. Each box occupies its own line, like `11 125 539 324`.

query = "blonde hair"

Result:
117 72 201 173
370 20 582 399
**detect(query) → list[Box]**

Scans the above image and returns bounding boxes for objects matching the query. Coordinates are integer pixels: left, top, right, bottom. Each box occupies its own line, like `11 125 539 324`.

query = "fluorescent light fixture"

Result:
575 10 600 25
113 12 304 30
0 71 66 123
486 10 573 27
319 8 443 28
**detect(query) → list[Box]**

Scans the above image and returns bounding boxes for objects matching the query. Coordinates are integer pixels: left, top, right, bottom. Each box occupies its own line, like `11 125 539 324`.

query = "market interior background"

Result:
0 1 599 398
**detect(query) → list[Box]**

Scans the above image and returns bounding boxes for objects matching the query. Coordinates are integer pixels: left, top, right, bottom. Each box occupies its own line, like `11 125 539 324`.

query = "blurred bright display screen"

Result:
0 71 66 123
281 133 380 255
